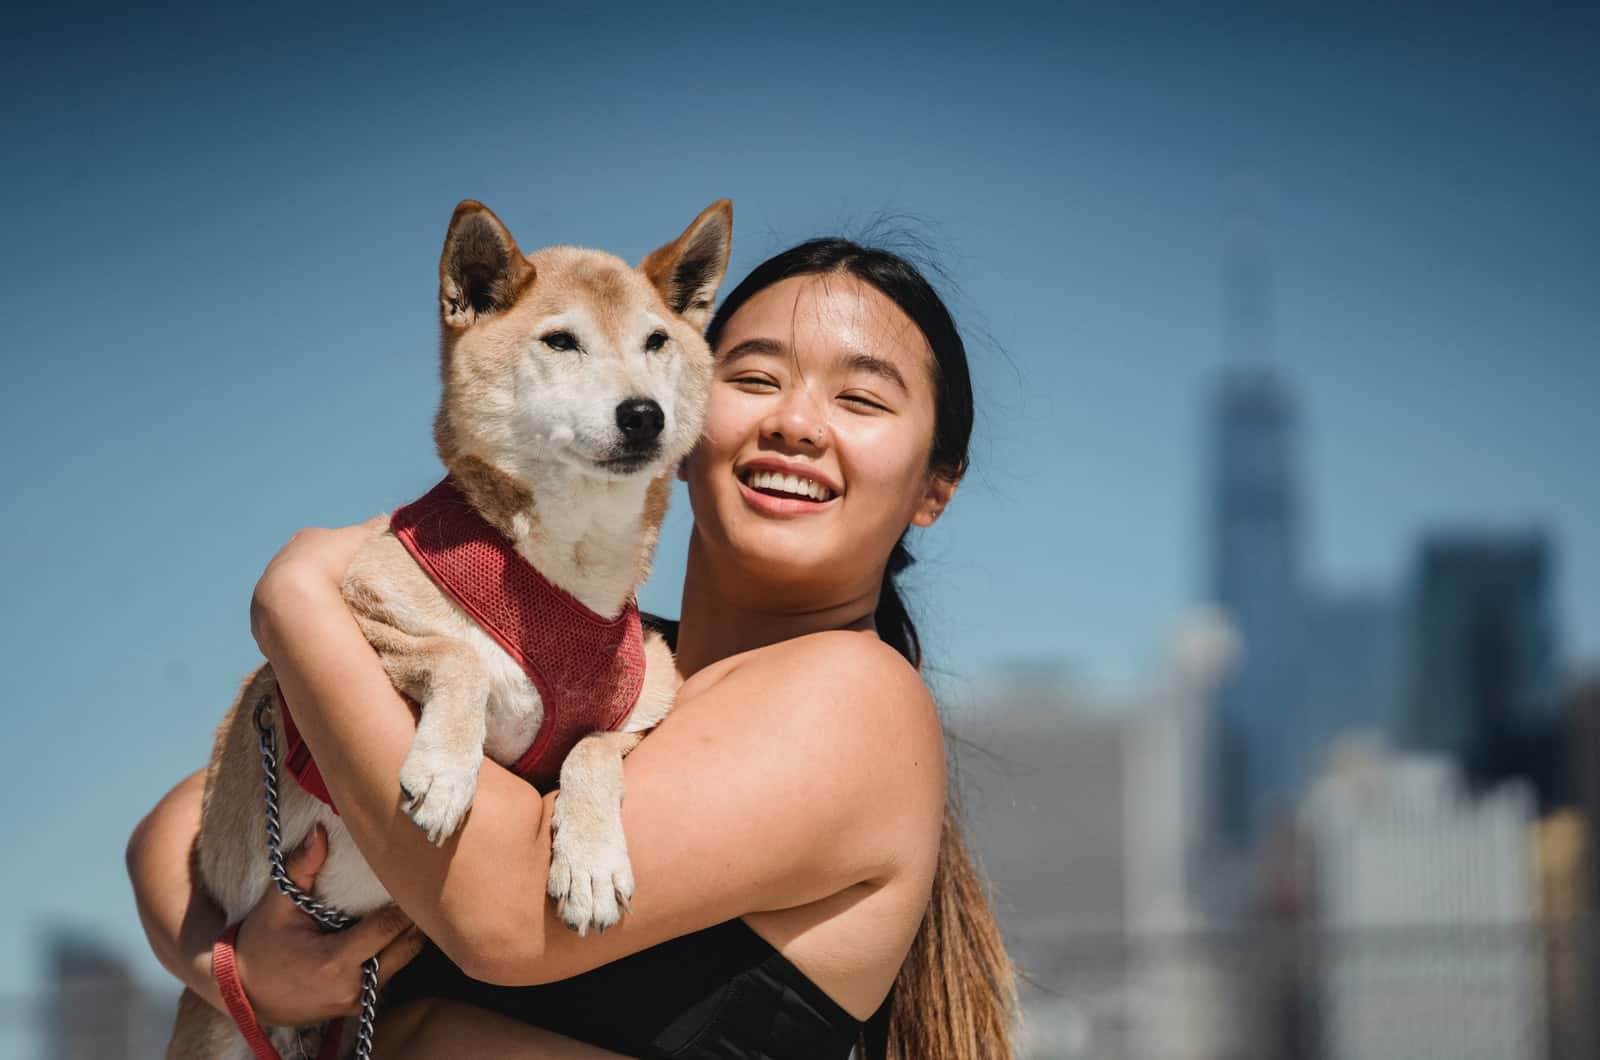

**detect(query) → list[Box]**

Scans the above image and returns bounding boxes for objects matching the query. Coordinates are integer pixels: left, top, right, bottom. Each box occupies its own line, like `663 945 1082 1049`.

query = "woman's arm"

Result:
126 770 225 1009
253 523 947 988
127 771 426 1024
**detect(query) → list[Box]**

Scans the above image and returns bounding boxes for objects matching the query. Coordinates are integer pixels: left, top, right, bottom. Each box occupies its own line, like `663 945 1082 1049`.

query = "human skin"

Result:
127 273 959 1052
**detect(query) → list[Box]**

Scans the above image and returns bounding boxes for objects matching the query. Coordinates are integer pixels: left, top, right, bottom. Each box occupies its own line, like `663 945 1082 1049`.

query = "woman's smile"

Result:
736 457 842 516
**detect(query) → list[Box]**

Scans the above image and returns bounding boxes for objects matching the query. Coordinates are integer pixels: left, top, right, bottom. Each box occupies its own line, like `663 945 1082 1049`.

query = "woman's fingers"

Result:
285 824 330 892
328 908 422 1014
232 827 425 1024
254 825 329 929
338 904 414 962
375 926 428 987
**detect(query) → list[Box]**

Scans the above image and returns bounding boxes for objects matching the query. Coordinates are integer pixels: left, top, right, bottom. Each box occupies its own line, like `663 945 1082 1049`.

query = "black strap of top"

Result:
860 990 893 1058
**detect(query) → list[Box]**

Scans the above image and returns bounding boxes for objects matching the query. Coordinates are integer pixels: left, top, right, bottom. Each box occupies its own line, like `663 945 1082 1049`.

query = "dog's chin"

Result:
592 453 660 479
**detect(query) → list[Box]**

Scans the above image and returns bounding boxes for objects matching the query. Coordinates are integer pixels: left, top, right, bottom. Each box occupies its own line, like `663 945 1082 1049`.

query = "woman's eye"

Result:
730 375 778 388
644 330 669 353
541 330 579 352
841 393 889 412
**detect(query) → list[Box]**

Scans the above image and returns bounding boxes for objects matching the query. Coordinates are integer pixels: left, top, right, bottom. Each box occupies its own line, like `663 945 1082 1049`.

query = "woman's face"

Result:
684 272 956 606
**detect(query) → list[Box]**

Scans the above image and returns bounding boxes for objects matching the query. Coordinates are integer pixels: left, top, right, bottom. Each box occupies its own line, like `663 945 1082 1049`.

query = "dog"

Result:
167 198 732 1060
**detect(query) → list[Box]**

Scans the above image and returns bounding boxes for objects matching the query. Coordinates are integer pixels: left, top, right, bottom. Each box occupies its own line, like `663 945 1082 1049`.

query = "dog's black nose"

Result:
616 398 665 445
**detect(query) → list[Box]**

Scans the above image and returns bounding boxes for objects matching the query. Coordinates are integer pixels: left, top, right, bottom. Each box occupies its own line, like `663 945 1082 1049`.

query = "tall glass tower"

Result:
1209 221 1302 844
1407 533 1559 789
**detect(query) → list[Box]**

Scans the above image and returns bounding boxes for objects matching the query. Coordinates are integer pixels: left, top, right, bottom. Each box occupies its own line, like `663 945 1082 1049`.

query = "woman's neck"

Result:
674 531 878 678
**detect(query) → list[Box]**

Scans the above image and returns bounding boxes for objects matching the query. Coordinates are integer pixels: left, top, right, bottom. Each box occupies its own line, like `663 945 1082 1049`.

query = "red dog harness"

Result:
278 477 646 805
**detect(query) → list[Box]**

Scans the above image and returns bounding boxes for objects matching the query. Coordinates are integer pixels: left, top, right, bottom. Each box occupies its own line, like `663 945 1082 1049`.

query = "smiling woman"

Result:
126 232 1017 1060
694 240 974 672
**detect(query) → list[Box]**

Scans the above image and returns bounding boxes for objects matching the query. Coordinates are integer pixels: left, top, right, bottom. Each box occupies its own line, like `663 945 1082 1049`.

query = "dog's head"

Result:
432 200 731 489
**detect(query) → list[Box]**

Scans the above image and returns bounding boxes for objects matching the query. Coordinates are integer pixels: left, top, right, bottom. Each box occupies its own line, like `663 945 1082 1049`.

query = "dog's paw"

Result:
397 744 480 845
547 796 634 936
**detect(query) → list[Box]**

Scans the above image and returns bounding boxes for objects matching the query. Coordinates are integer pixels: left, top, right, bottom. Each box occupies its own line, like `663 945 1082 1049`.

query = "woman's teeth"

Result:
744 469 836 502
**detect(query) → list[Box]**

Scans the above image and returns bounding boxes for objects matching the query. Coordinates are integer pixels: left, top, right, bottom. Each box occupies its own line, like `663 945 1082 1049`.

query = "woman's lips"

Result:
736 477 840 517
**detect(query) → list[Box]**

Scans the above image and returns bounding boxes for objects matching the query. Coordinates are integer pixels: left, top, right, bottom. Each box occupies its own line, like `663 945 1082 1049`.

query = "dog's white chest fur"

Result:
380 580 547 765
457 612 545 763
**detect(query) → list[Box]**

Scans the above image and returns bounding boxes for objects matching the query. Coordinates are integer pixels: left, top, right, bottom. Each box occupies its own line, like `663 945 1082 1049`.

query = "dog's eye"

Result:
541 330 579 352
644 330 669 353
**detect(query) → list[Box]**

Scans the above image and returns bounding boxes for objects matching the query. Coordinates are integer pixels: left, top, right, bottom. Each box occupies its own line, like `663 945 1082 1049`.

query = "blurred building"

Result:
1403 532 1562 804
1561 678 1600 1060
1297 588 1403 785
1297 742 1542 1060
1570 679 1600 915
45 932 139 1060
1204 218 1305 850
956 611 1240 1059
1208 358 1303 841
1536 809 1593 1060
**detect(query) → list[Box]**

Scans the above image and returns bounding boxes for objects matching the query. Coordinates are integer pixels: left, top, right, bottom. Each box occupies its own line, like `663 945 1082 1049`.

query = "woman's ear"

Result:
910 470 959 528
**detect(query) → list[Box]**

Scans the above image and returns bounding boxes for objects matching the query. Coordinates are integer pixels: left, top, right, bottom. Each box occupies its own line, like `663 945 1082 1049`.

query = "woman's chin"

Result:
721 528 839 584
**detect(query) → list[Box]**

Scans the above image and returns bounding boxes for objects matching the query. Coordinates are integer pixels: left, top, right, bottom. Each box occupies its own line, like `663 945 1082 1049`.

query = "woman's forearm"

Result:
126 769 227 1009
251 565 557 979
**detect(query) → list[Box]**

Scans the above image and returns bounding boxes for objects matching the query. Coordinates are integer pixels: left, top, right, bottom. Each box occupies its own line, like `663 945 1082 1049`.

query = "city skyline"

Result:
2 1 1596 1024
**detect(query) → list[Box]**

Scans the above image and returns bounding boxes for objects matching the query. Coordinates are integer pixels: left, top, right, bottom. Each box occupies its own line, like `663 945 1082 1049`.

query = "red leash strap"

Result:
212 925 346 1060
212 923 283 1060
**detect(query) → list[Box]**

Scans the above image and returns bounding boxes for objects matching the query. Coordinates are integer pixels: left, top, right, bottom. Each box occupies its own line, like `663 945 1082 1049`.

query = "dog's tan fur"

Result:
168 200 732 1060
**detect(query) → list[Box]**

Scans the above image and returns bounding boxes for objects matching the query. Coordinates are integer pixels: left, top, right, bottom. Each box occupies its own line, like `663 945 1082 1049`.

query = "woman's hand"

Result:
233 824 425 1026
126 768 425 1023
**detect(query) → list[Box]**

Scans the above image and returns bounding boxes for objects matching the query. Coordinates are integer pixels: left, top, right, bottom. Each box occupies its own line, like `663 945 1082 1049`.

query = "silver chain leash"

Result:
254 696 380 1060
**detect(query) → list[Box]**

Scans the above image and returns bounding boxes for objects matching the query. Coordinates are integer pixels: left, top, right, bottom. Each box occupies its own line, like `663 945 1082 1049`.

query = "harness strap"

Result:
213 923 346 1060
278 685 339 813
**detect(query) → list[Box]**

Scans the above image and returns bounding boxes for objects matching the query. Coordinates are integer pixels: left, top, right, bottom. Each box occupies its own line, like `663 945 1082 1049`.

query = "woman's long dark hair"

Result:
705 240 1017 1060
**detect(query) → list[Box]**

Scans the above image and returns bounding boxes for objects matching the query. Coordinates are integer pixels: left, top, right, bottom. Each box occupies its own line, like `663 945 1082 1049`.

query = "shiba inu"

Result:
166 198 732 1059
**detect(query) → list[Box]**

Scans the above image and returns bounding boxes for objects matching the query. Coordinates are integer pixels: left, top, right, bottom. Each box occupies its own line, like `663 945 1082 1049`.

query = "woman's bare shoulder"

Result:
671 630 947 813
698 627 936 717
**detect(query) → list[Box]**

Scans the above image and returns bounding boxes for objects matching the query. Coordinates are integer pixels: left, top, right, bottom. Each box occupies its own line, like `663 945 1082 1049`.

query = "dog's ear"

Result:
640 200 733 332
439 201 535 330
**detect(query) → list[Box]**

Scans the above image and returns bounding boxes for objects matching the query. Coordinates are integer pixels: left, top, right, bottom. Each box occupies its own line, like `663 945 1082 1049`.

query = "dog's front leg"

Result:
547 730 644 935
358 617 491 845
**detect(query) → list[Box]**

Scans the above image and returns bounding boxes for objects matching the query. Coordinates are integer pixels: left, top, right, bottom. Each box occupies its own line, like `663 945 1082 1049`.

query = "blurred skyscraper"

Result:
1297 590 1403 783
45 932 138 1060
1404 531 1562 803
1208 219 1303 845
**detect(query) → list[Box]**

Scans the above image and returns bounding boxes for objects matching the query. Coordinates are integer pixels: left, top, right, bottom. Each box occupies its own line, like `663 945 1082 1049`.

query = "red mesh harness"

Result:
278 477 646 806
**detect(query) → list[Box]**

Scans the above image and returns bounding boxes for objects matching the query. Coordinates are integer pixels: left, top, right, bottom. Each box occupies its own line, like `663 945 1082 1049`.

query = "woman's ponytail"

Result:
874 535 921 667
869 547 1019 1060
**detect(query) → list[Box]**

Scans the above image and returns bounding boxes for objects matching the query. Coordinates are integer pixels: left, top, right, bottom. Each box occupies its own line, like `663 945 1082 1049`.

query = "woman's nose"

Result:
763 386 828 449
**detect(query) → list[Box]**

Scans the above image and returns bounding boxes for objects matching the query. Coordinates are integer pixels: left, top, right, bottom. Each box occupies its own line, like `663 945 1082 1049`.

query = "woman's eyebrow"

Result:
841 351 909 393
718 337 787 365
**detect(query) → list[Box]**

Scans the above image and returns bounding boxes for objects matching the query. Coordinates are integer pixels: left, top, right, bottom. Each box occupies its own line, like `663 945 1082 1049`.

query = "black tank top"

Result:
383 616 891 1059
385 919 884 1058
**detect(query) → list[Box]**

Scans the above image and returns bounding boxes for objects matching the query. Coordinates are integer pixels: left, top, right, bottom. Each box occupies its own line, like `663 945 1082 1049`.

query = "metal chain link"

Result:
253 696 380 1060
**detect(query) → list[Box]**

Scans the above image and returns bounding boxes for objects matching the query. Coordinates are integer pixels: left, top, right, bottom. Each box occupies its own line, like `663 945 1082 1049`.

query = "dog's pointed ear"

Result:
439 201 535 330
640 200 732 332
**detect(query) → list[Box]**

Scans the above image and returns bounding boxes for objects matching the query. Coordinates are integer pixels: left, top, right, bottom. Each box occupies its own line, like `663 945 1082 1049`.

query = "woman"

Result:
128 237 1017 1058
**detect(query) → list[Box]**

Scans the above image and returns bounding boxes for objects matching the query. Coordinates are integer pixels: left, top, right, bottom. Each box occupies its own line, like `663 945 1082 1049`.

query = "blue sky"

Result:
1 3 1595 998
